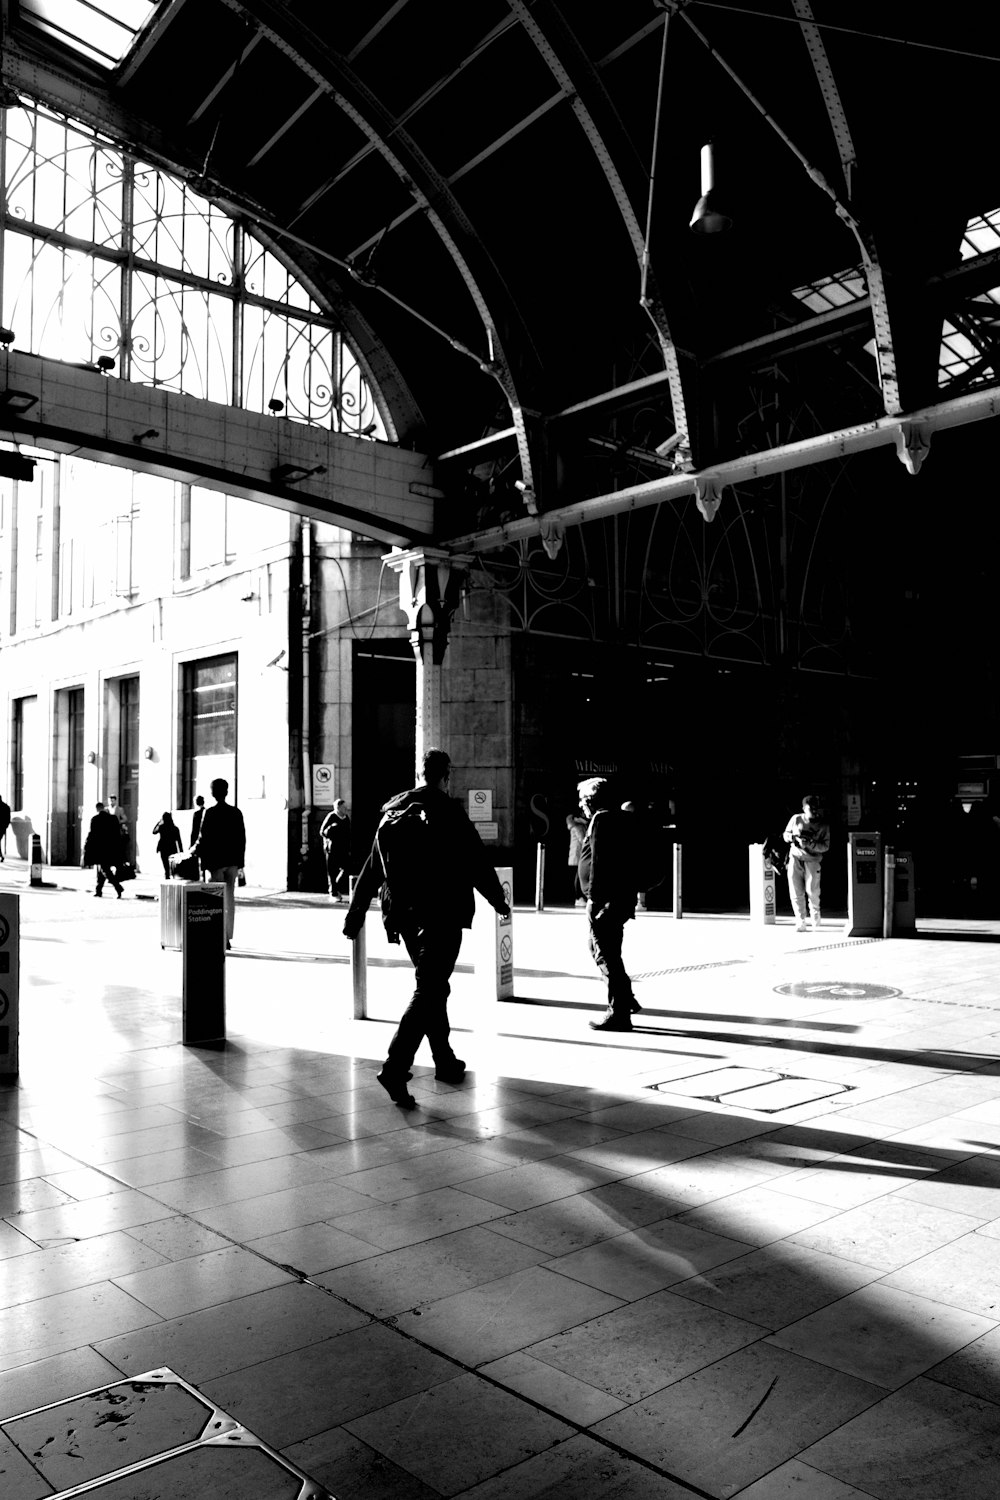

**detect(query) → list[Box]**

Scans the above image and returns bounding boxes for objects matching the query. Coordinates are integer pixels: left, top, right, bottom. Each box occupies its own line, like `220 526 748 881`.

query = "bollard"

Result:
535 842 545 911
350 876 367 1019
0 891 20 1077
673 842 683 919
29 833 42 888
882 846 896 939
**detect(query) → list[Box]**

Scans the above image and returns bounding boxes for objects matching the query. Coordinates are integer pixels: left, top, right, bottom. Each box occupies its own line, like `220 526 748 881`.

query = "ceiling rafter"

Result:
217 0 543 515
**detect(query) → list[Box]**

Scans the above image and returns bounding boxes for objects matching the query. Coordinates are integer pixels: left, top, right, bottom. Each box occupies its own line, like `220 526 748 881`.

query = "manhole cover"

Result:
774 981 901 1000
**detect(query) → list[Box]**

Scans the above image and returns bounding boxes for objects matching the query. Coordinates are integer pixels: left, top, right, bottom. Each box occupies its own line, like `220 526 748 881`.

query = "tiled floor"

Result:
2 873 1000 1497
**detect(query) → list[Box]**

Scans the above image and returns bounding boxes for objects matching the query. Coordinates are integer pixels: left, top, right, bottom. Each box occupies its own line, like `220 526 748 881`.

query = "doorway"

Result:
53 687 85 864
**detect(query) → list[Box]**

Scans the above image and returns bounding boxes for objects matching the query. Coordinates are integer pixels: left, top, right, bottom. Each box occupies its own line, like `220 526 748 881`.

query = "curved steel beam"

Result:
789 0 901 415
509 0 692 464
219 0 541 512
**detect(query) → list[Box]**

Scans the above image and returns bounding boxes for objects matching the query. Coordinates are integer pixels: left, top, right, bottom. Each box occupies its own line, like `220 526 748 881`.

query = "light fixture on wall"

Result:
144 746 155 760
0 389 37 414
86 750 97 765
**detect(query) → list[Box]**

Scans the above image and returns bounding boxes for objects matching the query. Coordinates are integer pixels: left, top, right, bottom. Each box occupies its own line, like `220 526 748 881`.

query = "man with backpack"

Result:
343 748 510 1110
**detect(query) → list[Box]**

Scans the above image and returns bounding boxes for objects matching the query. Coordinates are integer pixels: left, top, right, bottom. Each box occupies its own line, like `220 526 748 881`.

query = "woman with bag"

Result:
153 812 184 878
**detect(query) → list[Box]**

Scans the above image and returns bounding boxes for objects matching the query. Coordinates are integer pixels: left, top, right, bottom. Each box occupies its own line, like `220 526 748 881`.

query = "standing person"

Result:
190 794 206 880
319 798 351 901
343 748 510 1110
783 793 831 931
578 777 640 1032
190 778 246 949
566 810 588 906
0 792 10 862
153 812 183 878
85 802 125 898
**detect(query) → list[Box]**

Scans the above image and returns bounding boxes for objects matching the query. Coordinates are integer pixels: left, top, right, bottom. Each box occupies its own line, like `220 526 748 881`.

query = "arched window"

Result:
0 99 391 439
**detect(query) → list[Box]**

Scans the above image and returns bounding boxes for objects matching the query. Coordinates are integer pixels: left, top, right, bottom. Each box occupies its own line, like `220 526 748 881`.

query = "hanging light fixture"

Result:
689 142 732 235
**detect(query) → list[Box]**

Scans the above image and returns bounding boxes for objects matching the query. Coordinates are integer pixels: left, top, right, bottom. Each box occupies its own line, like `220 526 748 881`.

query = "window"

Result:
12 695 39 813
179 655 237 808
2 100 391 438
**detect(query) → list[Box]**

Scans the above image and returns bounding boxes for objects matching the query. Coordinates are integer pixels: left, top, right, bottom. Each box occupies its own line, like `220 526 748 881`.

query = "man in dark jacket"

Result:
190 778 246 948
578 777 640 1032
319 798 351 901
86 802 125 898
343 748 510 1109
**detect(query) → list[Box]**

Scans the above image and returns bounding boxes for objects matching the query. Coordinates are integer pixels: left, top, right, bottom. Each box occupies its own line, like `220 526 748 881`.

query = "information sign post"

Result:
182 882 226 1046
0 893 19 1077
475 867 514 1001
748 843 777 925
846 831 884 937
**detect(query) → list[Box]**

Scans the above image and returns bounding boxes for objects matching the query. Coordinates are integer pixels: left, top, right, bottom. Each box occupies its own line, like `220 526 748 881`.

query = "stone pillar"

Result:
385 548 471 775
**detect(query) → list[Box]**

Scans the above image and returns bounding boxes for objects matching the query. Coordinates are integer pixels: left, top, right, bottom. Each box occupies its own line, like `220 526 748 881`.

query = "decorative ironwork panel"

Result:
131 269 233 402
2 232 122 366
1 99 389 439
132 163 234 285
4 106 123 248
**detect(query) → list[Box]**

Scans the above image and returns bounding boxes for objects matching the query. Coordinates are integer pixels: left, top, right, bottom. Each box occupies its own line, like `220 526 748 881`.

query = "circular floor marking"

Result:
774 980 902 1000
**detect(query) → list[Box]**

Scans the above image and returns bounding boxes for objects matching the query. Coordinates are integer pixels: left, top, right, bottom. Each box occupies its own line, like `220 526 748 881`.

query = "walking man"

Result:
783 793 830 931
578 777 640 1032
190 778 246 949
85 802 125 898
343 748 510 1109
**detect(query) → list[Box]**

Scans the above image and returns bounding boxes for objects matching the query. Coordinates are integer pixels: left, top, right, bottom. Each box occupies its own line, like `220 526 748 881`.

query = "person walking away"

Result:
153 812 184 878
319 798 351 901
566 810 587 905
343 748 510 1110
85 802 125 898
190 778 246 949
783 793 830 931
578 778 640 1031
0 793 9 861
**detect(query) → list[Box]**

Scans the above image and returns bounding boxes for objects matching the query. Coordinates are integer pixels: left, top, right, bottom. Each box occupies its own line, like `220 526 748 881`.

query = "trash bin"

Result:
160 880 194 950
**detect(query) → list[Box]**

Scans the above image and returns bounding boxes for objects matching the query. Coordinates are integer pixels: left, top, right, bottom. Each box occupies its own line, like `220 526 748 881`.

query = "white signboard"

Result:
468 789 493 822
847 794 862 827
476 822 499 842
312 764 336 807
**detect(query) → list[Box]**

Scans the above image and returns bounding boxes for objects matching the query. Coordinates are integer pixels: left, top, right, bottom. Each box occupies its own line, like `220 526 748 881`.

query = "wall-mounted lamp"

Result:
268 398 285 413
96 354 116 373
689 142 732 235
86 750 97 765
144 746 155 760
0 327 15 347
0 450 36 481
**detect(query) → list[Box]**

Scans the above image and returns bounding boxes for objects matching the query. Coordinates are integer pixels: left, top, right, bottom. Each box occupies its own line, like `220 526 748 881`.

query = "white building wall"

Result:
0 459 294 886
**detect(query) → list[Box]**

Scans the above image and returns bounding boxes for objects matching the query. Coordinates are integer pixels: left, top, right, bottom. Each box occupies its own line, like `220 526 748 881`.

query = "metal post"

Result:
350 875 367 1019
673 841 683 919
29 832 42 887
882 846 896 939
535 842 545 911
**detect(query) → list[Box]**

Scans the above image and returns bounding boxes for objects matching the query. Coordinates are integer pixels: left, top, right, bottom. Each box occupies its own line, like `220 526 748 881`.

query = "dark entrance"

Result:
352 642 415 861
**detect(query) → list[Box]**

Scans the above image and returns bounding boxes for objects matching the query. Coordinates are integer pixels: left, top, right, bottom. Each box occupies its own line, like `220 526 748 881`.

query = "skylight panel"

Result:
19 0 158 71
961 209 1000 260
790 267 867 316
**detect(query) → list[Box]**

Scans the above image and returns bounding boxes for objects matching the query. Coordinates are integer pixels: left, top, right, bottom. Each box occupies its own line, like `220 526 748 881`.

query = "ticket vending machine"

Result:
847 831 883 936
748 844 777 925
892 849 916 935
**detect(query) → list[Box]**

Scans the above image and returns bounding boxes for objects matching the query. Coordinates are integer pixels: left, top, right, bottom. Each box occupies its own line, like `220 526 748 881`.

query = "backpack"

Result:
0 799 9 838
